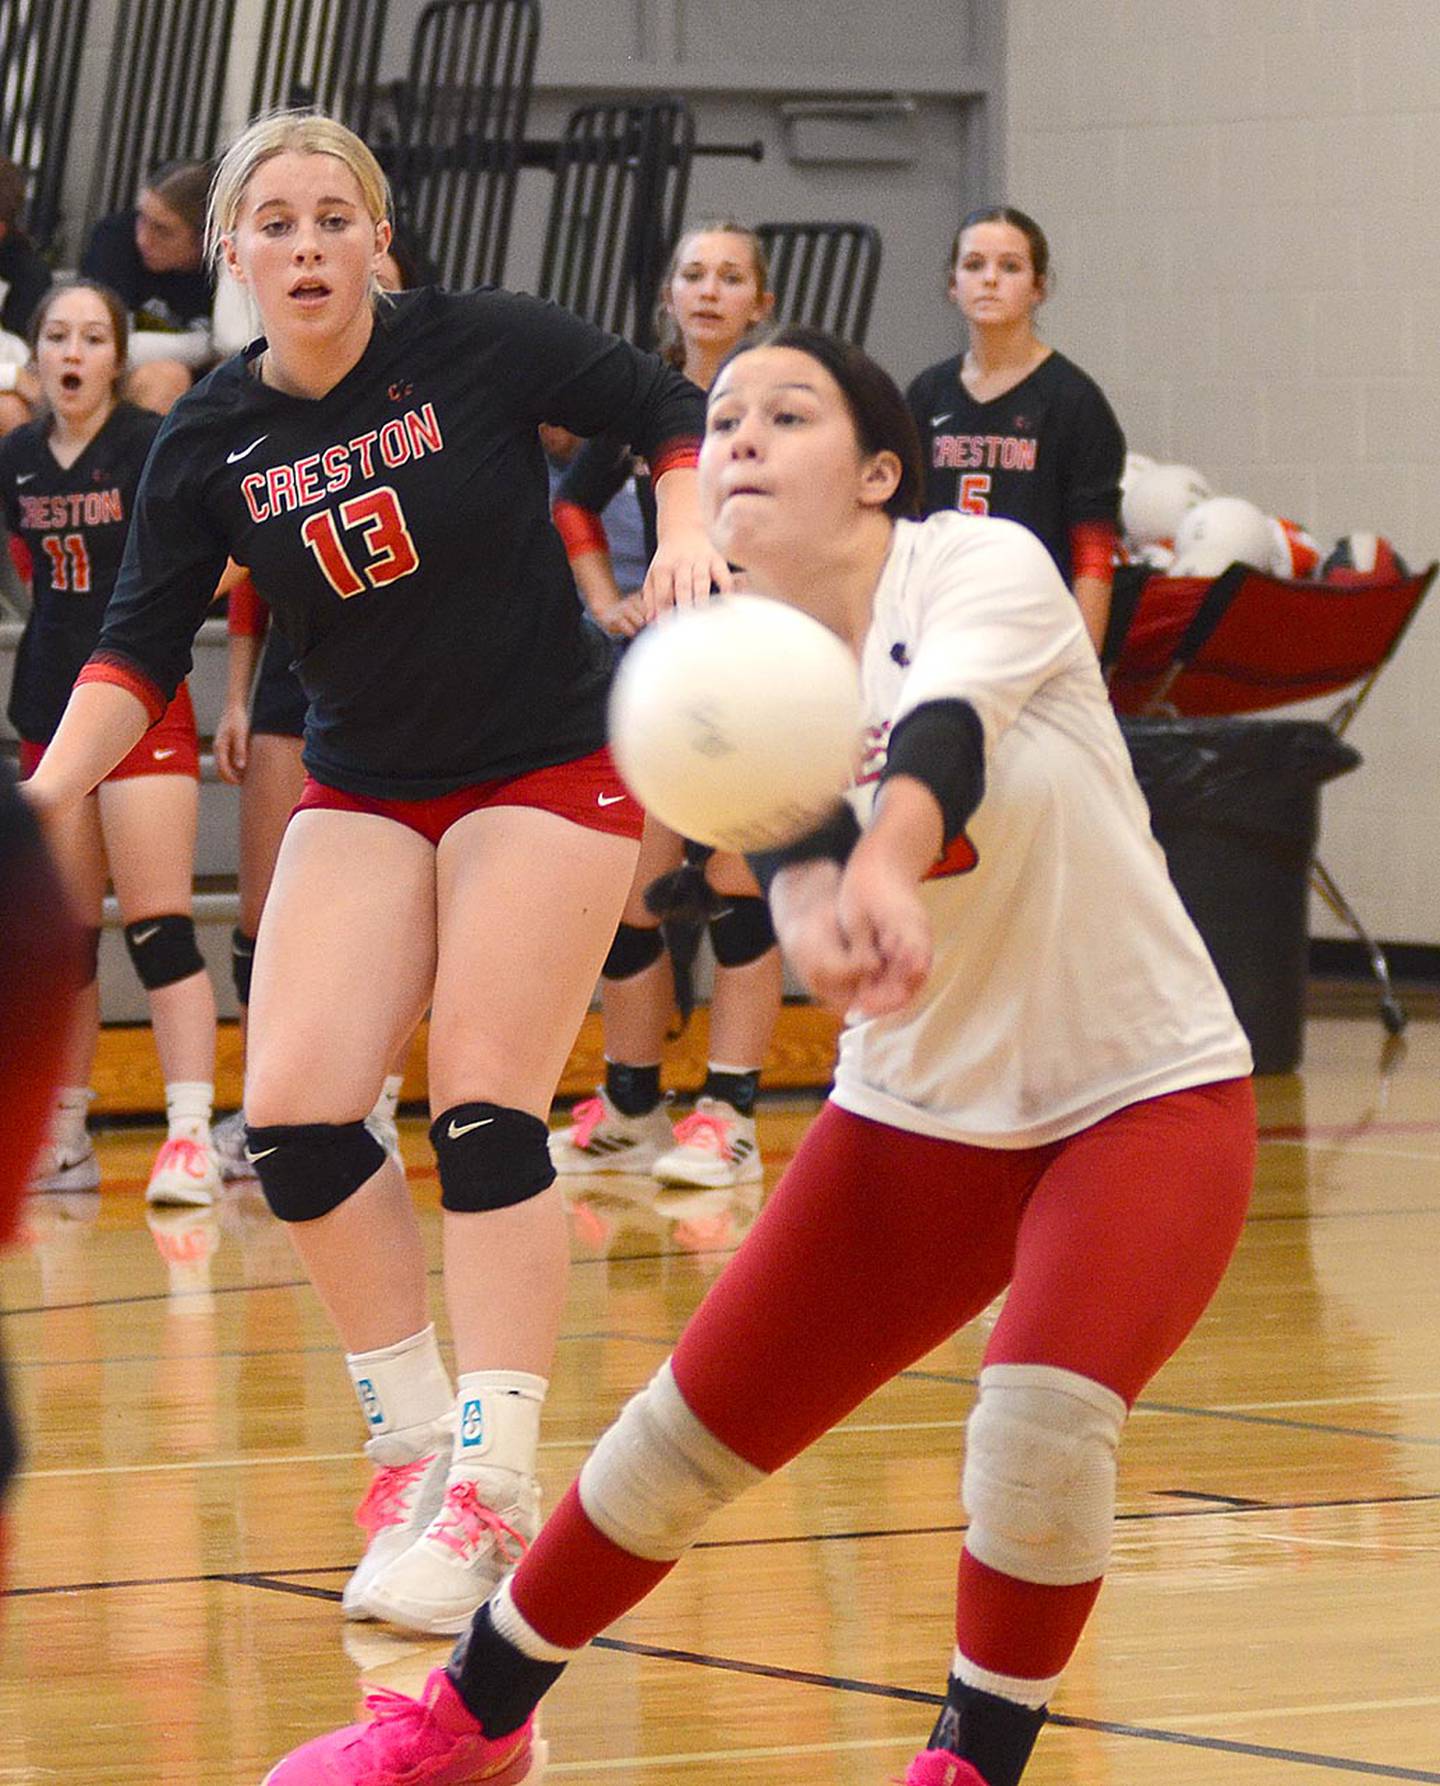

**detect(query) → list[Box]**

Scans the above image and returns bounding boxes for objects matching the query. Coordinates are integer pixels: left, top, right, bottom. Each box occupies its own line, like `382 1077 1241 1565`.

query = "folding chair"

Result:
388 0 540 291
0 0 89 250
756 222 882 346
535 97 695 349
1114 562 1437 1035
249 0 389 136
85 0 234 232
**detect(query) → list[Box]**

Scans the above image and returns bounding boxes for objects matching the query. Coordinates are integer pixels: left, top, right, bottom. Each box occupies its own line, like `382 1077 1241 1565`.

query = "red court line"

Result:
1259 1117 1440 1142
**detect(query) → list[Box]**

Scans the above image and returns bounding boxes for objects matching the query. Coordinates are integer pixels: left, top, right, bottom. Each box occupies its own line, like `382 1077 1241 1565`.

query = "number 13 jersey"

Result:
90 286 704 797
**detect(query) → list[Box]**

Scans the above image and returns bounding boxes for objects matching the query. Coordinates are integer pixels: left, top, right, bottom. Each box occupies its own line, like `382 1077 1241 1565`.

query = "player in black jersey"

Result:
906 207 1124 650
548 221 785 1193
209 241 430 1181
1 280 224 1209
20 111 718 1638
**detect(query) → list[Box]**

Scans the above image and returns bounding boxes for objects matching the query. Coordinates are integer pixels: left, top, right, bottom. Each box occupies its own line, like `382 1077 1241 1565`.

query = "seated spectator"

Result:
0 153 53 436
80 161 214 414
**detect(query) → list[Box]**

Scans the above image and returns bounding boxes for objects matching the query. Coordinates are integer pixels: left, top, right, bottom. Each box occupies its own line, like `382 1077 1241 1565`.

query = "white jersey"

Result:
830 511 1251 1147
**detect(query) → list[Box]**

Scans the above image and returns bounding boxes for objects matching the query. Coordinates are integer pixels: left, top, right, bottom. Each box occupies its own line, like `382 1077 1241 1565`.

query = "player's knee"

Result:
80 926 102 988
962 1364 1127 1585
430 1102 554 1212
578 1360 766 1560
708 896 775 969
247 1119 386 1222
123 913 204 990
231 927 256 1006
601 921 665 983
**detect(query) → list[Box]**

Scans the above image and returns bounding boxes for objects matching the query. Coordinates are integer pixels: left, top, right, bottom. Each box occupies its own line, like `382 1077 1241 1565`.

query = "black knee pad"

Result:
80 926 101 987
430 1102 555 1212
245 1119 387 1223
123 913 204 990
601 921 665 983
231 927 256 1006
708 896 776 968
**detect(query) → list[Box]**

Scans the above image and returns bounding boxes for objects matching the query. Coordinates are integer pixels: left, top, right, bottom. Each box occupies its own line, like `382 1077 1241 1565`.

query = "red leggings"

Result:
515 1078 1256 1678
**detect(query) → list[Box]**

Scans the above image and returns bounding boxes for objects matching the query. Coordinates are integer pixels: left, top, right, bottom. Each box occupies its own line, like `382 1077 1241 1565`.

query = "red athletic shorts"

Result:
20 681 200 783
293 745 644 847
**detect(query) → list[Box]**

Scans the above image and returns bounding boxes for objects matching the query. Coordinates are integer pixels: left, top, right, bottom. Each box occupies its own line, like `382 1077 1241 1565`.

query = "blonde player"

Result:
22 112 716 1641
548 220 782 1189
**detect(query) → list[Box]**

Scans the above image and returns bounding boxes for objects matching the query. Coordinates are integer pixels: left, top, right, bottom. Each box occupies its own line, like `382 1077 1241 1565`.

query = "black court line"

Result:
14 1488 1440 1600
13 1573 1437 1778
897 1366 1440 1451
2 1330 654 1372
0 1245 741 1320
584 1639 1440 1783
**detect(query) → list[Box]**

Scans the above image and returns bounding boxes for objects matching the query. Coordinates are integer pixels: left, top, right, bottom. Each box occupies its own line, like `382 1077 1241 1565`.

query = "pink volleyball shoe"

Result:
262 1667 538 1784
899 1752 988 1786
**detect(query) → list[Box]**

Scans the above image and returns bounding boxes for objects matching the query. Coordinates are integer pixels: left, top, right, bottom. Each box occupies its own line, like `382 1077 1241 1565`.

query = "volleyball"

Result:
1170 495 1274 577
609 595 862 853
1121 461 1212 548
1321 533 1410 584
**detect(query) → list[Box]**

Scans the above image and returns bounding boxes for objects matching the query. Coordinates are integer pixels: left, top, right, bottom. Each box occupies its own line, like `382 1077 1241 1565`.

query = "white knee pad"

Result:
962 1363 1127 1586
578 1360 766 1561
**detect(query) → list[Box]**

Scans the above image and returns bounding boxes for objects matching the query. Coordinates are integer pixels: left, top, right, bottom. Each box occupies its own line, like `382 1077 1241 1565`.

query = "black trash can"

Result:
1120 717 1360 1074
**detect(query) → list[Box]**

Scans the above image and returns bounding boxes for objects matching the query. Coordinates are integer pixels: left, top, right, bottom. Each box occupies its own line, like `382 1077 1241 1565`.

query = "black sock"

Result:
701 1067 760 1116
605 1060 662 1117
448 1602 567 1737
925 1678 1048 1786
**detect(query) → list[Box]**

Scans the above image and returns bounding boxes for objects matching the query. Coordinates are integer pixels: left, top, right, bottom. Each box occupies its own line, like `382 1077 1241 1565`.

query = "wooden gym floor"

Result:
3 1010 1439 1784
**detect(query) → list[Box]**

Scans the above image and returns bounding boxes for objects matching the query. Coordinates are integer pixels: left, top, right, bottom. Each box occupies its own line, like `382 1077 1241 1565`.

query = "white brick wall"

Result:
1007 0 1440 943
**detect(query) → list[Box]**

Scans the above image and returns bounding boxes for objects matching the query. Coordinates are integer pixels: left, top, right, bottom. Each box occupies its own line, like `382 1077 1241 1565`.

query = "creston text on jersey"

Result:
929 432 1038 473
17 488 126 530
240 402 443 523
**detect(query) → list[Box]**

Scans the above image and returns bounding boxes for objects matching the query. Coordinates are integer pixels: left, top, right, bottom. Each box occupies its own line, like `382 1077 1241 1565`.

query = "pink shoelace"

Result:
669 1110 734 1159
341 1677 529 1774
343 1683 461 1766
354 1455 436 1537
151 1137 210 1180
568 1096 607 1150
428 1479 529 1566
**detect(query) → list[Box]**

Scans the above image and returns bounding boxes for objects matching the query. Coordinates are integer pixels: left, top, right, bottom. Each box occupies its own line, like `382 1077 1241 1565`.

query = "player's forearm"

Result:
651 467 703 543
570 550 625 623
23 682 152 808
1073 574 1111 652
225 632 263 707
857 775 945 886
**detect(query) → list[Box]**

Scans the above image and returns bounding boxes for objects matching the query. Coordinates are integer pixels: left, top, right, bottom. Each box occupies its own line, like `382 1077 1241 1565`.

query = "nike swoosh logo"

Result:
597 792 626 806
448 1117 496 1139
930 413 953 429
15 472 34 485
153 748 177 760
227 435 269 463
244 1145 278 1163
131 924 161 945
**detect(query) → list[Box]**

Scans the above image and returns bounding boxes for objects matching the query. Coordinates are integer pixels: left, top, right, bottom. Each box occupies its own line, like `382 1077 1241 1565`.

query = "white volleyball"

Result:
1121 461 1212 548
1170 495 1276 577
609 595 862 853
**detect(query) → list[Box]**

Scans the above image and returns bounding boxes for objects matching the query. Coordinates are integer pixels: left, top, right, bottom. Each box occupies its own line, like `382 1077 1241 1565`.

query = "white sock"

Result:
451 1370 547 1481
369 1073 405 1126
51 1086 94 1153
489 1573 579 1663
952 1645 1060 1711
346 1323 453 1439
165 1080 214 1143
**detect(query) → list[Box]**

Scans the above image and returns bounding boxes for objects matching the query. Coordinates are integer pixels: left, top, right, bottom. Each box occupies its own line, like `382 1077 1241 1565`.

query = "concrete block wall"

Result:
1005 0 1440 943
